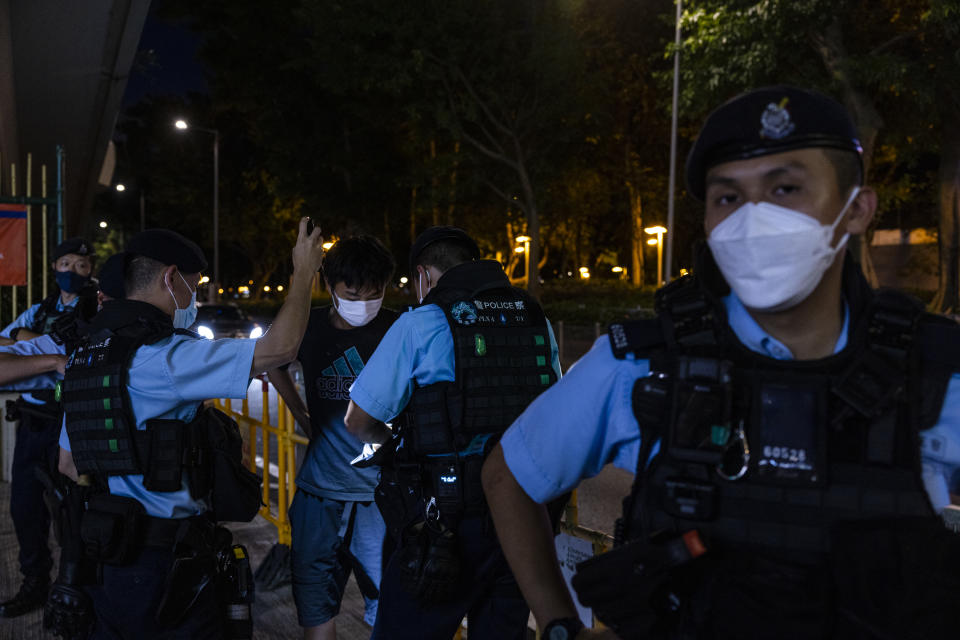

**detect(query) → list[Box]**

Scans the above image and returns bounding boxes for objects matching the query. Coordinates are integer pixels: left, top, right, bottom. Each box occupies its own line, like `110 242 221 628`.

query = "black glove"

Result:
572 532 706 638
44 582 94 640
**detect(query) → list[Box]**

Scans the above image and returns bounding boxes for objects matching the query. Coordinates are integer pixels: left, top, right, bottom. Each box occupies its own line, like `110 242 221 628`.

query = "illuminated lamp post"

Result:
645 225 667 286
174 118 220 300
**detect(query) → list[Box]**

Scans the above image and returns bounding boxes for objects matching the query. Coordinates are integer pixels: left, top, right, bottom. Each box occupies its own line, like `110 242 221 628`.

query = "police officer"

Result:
0 237 97 345
55 222 324 637
482 86 960 640
344 226 562 640
0 251 127 389
0 237 98 618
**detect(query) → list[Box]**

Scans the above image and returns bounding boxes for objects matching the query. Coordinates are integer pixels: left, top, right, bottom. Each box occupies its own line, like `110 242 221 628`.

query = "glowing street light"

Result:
399 276 408 285
174 117 220 300
115 183 126 192
322 242 334 250
200 276 210 284
514 235 532 287
645 226 668 285
98 221 107 229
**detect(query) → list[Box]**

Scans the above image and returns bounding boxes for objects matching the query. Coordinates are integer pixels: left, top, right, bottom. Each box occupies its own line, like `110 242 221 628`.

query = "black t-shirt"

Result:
294 305 398 498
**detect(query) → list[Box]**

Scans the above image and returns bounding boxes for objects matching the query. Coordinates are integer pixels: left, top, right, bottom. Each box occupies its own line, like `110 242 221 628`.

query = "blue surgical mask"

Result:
167 272 198 329
55 270 90 294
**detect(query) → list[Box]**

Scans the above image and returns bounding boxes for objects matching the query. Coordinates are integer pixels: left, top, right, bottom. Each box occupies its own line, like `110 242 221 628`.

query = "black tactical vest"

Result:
397 260 557 517
31 284 97 336
604 248 960 638
62 300 180 480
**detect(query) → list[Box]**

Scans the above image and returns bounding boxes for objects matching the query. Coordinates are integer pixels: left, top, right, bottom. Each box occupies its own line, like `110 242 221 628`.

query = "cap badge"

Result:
759 97 795 140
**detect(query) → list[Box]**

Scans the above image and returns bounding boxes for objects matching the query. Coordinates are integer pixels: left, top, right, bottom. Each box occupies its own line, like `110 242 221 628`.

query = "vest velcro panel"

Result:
63 335 143 477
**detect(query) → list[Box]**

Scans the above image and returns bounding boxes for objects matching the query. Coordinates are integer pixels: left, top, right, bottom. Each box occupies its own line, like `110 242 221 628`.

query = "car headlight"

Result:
249 325 263 339
197 325 215 340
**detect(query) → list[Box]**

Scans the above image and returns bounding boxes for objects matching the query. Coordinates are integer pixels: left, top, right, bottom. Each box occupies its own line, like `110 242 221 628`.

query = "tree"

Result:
673 0 960 297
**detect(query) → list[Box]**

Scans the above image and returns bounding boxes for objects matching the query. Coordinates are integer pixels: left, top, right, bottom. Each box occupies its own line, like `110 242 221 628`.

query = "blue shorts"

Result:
289 491 386 627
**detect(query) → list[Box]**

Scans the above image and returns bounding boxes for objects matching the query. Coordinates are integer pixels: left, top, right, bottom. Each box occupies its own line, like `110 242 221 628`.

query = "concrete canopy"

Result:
0 0 150 235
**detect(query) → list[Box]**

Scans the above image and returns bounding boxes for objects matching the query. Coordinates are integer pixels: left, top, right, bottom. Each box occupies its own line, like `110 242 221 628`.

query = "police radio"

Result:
667 357 734 465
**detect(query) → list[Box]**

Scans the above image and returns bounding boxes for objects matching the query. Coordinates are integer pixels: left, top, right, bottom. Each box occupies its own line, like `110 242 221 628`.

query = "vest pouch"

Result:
831 517 960 639
142 418 185 493
375 466 421 540
405 382 459 456
200 407 263 522
80 493 146 565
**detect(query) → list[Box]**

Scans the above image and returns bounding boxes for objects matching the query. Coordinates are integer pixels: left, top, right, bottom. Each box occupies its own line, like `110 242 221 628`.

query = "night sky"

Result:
122 5 207 107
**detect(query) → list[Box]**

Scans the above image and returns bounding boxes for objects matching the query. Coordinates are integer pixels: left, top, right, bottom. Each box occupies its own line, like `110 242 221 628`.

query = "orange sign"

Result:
0 204 27 286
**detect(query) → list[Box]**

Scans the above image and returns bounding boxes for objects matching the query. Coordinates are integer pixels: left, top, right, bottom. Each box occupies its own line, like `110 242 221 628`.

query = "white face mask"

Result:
333 292 383 327
166 271 198 329
707 187 860 312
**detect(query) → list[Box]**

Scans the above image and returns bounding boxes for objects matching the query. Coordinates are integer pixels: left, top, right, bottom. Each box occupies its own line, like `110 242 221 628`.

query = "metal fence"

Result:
0 148 65 324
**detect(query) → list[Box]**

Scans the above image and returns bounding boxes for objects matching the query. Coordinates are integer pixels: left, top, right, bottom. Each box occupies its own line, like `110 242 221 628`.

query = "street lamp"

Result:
174 118 220 300
665 0 683 283
115 183 147 231
99 221 108 229
515 235 531 288
645 225 668 286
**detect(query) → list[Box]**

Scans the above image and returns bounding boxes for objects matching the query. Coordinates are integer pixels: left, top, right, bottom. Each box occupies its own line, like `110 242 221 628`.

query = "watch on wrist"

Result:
543 617 584 640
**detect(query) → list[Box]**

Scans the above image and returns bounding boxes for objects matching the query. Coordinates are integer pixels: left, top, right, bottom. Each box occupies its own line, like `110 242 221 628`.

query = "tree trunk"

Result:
933 116 960 313
626 182 644 286
409 186 418 246
430 139 440 226
447 141 460 225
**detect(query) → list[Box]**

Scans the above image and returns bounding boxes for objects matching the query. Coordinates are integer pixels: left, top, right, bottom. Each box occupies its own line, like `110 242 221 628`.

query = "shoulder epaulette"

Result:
608 317 666 360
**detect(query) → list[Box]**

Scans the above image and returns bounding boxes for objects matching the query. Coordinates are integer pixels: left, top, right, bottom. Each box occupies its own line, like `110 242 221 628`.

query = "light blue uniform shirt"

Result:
350 304 562 423
0 296 77 338
501 294 960 514
0 334 64 392
60 333 257 518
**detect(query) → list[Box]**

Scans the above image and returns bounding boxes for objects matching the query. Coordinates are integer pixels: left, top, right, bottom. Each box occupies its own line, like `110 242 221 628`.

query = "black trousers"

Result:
371 515 529 640
87 546 225 639
10 410 59 580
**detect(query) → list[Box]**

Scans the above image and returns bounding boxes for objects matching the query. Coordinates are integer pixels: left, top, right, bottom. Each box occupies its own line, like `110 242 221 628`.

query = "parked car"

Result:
192 303 263 339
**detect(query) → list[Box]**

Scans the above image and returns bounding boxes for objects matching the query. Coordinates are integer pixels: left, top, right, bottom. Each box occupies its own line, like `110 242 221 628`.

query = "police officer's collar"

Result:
431 260 509 294
89 299 174 335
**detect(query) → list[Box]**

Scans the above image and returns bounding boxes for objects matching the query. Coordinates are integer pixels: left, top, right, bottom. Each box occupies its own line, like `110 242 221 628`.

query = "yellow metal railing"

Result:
214 375 308 545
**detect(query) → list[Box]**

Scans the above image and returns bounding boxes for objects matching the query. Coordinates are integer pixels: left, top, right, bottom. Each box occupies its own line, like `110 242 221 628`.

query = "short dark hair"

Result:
416 239 476 273
125 255 167 296
824 148 863 195
322 235 395 293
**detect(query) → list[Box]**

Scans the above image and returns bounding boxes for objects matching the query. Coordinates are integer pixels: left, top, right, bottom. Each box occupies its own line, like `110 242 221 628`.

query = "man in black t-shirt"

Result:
269 235 397 640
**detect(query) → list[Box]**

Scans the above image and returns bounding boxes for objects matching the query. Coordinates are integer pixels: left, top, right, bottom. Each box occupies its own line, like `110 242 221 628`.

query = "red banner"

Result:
0 204 27 286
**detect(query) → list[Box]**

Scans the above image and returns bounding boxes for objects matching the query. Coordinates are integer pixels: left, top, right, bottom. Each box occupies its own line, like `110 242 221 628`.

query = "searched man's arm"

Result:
267 366 312 438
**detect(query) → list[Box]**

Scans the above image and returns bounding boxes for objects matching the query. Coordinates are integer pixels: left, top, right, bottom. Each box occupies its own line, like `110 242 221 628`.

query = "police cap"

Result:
685 86 863 201
126 228 208 274
96 252 128 299
409 226 480 271
53 237 91 261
